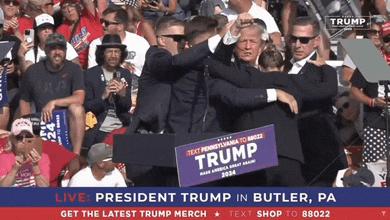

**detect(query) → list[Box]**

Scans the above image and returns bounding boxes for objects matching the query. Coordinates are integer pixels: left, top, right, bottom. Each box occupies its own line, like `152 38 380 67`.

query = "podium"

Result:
113 133 227 168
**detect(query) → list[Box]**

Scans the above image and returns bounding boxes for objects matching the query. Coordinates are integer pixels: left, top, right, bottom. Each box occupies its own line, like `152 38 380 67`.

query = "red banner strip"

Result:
0 207 389 219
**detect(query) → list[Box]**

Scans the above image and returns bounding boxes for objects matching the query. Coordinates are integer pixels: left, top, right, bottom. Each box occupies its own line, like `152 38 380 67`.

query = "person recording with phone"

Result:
17 13 81 74
0 118 50 187
57 0 104 70
83 34 132 153
0 8 21 130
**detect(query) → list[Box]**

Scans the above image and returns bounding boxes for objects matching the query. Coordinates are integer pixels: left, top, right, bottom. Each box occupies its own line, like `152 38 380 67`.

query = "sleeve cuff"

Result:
208 34 222 53
223 31 240 45
267 89 277 102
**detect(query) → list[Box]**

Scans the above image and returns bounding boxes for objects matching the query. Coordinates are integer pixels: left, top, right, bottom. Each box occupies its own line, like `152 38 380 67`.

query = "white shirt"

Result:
222 2 280 35
288 50 316 74
88 31 150 77
68 166 127 187
247 2 280 34
25 42 78 63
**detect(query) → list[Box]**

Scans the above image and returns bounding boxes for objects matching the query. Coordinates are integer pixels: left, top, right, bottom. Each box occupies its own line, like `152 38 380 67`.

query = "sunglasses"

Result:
15 134 34 142
3 0 19 6
100 19 121 27
368 29 381 36
383 35 390 43
290 35 317 44
160 34 187 43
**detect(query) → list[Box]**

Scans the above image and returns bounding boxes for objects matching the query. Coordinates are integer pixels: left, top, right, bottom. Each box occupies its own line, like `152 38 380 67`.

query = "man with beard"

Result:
83 34 132 152
19 33 85 155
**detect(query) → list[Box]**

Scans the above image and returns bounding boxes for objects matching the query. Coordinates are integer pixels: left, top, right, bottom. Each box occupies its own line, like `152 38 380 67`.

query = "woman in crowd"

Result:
0 119 50 187
349 20 390 168
1 0 23 40
57 0 103 69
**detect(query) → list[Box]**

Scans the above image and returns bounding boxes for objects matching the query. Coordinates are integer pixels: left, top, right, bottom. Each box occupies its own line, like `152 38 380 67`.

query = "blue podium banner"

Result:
175 125 278 187
37 110 72 151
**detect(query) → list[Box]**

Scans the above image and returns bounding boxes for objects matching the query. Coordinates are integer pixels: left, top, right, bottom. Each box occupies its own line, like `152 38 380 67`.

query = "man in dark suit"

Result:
210 15 346 186
127 17 226 186
129 17 223 134
83 34 132 152
286 16 347 186
166 15 298 134
204 14 305 186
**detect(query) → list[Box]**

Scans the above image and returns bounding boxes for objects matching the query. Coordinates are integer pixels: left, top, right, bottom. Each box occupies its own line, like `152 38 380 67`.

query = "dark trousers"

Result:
299 114 347 186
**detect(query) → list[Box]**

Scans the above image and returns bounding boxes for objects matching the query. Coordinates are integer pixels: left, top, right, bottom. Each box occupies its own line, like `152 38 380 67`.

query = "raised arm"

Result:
82 0 96 16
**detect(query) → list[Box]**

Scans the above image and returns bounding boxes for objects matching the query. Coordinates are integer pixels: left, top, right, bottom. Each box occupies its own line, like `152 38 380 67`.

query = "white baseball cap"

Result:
35 13 54 29
11 119 33 136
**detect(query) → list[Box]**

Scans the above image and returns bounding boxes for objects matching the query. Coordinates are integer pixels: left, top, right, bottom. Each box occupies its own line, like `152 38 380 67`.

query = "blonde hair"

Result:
258 44 284 71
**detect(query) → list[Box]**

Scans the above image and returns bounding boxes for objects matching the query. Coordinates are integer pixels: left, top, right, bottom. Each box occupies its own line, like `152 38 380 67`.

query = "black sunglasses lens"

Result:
173 35 186 42
290 36 297 42
16 134 33 141
10 0 18 5
299 37 310 44
101 20 109 26
370 30 380 35
291 36 312 44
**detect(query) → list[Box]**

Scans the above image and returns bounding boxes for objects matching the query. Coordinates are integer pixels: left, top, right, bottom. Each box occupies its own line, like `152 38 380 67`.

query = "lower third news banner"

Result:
175 125 278 187
0 188 390 219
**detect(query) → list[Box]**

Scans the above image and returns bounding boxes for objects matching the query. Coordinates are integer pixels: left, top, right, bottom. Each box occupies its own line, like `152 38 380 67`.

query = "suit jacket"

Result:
84 66 132 129
206 57 304 163
286 53 338 117
129 42 212 133
167 41 271 133
212 42 345 183
286 53 347 185
166 65 207 133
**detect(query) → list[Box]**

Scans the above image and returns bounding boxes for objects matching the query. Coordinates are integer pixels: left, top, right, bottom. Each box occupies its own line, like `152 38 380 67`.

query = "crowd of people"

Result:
0 0 387 187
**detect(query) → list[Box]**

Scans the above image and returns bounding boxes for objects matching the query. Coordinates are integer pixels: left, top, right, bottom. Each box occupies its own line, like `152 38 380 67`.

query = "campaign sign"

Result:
37 110 72 151
0 67 7 108
303 0 362 39
175 125 278 187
